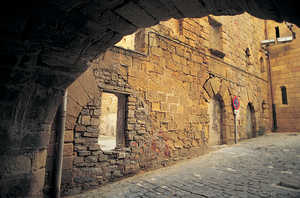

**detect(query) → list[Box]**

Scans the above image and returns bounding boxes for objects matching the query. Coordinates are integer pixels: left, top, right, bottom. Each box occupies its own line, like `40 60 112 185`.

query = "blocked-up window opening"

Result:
281 86 288 104
98 92 126 151
208 17 222 52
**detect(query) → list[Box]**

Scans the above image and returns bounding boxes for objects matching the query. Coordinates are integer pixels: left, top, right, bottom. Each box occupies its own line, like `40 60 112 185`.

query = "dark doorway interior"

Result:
246 103 256 138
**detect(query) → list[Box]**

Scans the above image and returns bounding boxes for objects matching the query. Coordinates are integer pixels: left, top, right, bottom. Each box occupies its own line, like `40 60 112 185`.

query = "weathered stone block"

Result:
91 151 101 156
63 156 73 170
75 145 87 151
75 125 86 132
85 156 98 163
74 176 96 184
127 124 134 130
64 130 74 143
61 169 73 184
78 151 91 156
28 168 46 196
64 143 74 157
32 149 47 171
93 108 101 116
169 104 178 113
81 108 90 116
91 118 100 126
83 132 98 138
98 154 109 162
0 155 31 178
0 174 32 197
87 126 99 133
118 152 126 159
82 115 91 126
73 157 84 165
152 102 160 111
88 144 100 151
112 170 123 178
127 110 135 118
21 132 50 150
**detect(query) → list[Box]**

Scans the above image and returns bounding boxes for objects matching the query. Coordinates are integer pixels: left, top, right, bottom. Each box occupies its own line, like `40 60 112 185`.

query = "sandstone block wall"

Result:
268 21 300 132
47 14 272 196
2 1 299 197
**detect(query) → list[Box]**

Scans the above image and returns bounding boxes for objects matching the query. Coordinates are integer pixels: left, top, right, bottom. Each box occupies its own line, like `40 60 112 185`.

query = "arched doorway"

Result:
208 95 224 146
246 103 256 138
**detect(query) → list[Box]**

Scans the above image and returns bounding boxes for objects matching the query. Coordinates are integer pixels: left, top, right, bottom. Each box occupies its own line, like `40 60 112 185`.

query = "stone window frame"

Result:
280 86 288 105
99 89 129 150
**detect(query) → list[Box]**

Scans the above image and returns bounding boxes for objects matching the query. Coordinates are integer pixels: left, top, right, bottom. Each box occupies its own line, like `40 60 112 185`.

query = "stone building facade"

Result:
46 14 274 196
266 22 300 132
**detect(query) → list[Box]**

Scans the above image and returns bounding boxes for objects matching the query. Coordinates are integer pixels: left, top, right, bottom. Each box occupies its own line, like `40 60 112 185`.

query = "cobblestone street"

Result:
68 133 300 198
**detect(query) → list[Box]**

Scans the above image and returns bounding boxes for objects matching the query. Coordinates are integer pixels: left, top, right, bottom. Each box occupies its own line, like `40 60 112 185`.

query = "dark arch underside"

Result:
0 1 299 197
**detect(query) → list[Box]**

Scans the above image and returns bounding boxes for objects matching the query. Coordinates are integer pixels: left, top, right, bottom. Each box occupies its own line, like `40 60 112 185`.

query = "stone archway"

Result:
1 1 300 197
246 103 257 138
208 94 225 146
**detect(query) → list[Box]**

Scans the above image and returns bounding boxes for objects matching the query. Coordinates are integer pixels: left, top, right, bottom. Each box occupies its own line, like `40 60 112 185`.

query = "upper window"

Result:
280 86 288 105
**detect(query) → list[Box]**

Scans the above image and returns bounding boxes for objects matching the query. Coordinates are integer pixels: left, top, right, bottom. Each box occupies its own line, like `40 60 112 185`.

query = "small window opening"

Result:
280 86 288 105
245 48 251 57
245 48 251 65
260 57 265 73
98 92 126 151
275 26 280 38
262 100 266 110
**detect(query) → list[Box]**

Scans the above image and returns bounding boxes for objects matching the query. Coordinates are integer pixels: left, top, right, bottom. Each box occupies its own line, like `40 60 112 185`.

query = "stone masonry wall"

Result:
2 1 299 197
267 21 300 131
53 14 272 196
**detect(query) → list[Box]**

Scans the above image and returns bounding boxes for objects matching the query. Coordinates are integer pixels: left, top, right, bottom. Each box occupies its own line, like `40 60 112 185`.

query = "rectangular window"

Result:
98 92 127 151
281 86 288 105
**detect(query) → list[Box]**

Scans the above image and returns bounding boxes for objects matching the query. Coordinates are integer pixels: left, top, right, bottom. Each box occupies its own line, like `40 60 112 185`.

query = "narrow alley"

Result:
67 133 300 198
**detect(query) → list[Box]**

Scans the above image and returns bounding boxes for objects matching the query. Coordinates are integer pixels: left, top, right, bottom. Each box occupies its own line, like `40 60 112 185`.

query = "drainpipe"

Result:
264 20 277 131
266 53 277 131
55 89 67 198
